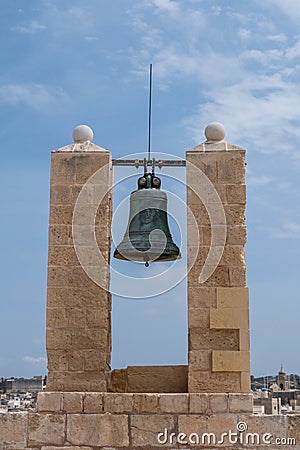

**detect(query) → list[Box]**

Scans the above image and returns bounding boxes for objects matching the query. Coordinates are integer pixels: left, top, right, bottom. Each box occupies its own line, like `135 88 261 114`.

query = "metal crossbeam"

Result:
112 158 186 168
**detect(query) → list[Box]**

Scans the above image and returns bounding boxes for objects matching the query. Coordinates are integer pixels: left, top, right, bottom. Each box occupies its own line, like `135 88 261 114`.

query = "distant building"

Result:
276 365 289 390
2 376 45 393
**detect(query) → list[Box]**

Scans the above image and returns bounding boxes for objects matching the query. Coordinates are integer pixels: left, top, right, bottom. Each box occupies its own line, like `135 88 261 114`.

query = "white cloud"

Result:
247 176 274 187
0 83 69 111
286 39 300 59
271 222 300 239
12 20 46 33
267 33 287 43
23 356 47 365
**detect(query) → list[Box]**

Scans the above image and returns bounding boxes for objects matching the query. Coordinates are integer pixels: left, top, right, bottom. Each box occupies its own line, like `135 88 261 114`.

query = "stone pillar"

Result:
46 126 113 391
186 122 250 393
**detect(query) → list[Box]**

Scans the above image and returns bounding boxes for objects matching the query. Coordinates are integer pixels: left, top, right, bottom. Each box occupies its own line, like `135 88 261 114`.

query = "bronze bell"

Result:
114 173 181 266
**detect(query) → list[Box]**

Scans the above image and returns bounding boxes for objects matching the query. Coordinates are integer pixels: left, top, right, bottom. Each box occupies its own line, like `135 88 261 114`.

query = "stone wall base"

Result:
1 392 300 449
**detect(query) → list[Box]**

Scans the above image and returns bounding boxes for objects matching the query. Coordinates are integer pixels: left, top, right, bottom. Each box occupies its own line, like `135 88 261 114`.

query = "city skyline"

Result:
0 0 300 377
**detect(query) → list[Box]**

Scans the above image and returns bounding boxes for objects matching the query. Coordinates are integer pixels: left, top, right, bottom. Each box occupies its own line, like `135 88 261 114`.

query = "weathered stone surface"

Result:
63 393 83 413
0 412 27 449
41 447 92 450
178 414 207 437
212 350 250 372
189 393 209 413
127 365 188 393
216 287 249 309
226 183 246 204
67 414 129 447
189 328 239 351
133 394 159 413
188 287 217 308
188 307 210 328
47 350 68 372
103 393 133 413
159 394 189 413
209 393 228 413
84 393 103 413
46 286 109 309
229 393 253 413
28 413 65 446
188 350 211 371
188 370 241 393
37 393 63 412
131 414 175 446
229 266 247 287
210 308 249 330
46 372 106 392
108 369 127 393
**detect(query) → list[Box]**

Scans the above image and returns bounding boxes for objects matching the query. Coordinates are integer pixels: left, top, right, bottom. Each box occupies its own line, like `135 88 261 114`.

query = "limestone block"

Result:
28 413 65 446
46 308 68 330
103 393 133 413
188 287 217 308
186 152 219 182
224 204 245 226
188 307 210 328
47 350 68 372
47 286 109 309
239 329 250 351
133 394 159 413
84 393 103 413
50 154 77 185
188 350 211 371
226 183 246 204
188 371 241 393
178 415 207 437
201 265 230 287
209 394 228 413
210 308 249 330
189 328 239 351
216 151 246 184
108 369 127 393
63 393 83 413
189 393 209 413
131 414 175 446
67 414 129 447
48 246 79 267
221 245 245 266
71 328 108 350
158 394 189 413
228 393 253 413
127 365 188 393
187 202 210 226
46 329 72 350
216 287 249 309
238 414 288 440
241 371 251 392
46 372 106 392
37 393 63 412
49 205 73 225
206 413 239 435
226 226 247 245
212 350 250 372
50 185 72 205
187 183 227 204
86 308 109 329
48 225 73 246
0 412 27 449
229 266 247 287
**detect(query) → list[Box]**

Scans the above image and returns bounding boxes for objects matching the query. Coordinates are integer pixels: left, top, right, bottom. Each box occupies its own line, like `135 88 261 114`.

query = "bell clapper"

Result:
144 254 150 268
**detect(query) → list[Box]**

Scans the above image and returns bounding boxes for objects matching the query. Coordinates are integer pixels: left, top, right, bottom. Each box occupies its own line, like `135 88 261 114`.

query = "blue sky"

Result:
0 0 300 378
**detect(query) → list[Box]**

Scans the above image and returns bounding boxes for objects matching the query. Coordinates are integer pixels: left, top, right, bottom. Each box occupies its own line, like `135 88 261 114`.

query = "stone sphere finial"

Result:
205 122 225 142
72 125 94 143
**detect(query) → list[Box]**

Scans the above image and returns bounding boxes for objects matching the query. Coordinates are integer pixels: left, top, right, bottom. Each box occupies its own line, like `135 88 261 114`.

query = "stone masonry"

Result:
186 141 250 393
46 139 113 392
2 125 300 449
